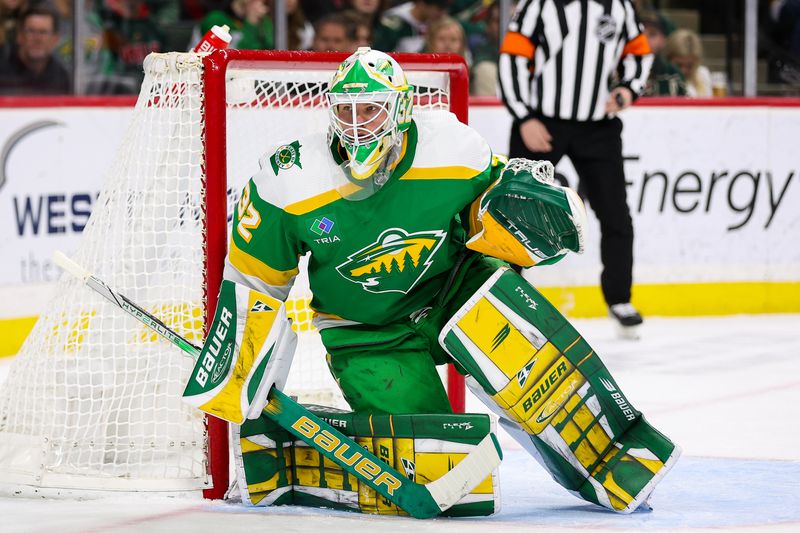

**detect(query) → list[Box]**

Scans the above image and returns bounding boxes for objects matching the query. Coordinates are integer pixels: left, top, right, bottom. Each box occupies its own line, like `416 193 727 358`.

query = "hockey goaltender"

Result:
181 47 680 518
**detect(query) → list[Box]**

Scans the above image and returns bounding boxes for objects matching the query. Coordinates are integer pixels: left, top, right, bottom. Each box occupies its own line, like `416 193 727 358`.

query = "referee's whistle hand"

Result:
520 118 553 153
605 87 633 114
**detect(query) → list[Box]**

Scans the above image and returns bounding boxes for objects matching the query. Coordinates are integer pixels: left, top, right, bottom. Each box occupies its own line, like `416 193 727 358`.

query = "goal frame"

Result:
201 50 469 499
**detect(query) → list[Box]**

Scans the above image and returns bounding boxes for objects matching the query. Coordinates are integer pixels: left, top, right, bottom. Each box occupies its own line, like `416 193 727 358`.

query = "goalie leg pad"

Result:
234 408 501 517
438 267 680 513
183 279 296 424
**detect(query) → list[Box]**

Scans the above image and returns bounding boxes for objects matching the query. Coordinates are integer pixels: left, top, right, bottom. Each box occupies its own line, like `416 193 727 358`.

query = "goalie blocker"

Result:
182 279 297 424
439 267 680 513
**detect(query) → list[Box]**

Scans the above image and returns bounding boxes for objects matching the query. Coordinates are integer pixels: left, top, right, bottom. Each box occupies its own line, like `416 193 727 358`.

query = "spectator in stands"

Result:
372 0 448 53
771 0 800 58
468 0 500 96
61 1 108 93
196 0 273 50
91 0 169 94
767 0 800 86
346 0 385 31
0 5 71 94
48 0 105 73
49 0 73 65
665 28 712 97
0 0 26 59
286 0 313 51
425 15 466 58
180 0 206 21
340 9 372 50
640 10 686 96
310 12 356 52
299 0 346 25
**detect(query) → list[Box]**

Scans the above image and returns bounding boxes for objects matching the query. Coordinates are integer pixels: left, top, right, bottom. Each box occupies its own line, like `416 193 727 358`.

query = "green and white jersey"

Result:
224 111 498 327
372 3 426 53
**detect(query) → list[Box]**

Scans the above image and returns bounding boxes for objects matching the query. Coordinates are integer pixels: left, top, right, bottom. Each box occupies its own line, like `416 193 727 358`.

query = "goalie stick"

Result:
53 251 502 519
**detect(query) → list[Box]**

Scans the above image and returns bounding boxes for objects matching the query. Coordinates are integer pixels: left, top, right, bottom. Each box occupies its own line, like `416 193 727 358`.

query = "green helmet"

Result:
327 47 414 181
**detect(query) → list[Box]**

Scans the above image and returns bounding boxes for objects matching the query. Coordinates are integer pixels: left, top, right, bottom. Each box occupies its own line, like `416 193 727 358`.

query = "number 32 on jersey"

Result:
237 182 262 243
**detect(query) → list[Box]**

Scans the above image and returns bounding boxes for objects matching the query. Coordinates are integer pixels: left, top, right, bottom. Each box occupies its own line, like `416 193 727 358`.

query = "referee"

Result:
498 0 653 337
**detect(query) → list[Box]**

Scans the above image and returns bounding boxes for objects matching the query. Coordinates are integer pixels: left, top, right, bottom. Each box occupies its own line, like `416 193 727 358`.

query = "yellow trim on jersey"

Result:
284 183 362 216
400 165 482 180
229 239 299 287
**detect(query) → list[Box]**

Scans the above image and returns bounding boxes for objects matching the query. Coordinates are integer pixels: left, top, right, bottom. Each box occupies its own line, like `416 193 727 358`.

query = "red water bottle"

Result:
193 24 232 53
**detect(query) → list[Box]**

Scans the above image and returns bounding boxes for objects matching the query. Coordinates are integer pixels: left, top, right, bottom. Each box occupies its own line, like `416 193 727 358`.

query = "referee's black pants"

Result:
509 116 634 307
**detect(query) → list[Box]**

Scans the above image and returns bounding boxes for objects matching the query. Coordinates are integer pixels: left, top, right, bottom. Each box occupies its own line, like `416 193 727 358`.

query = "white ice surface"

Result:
2 315 799 532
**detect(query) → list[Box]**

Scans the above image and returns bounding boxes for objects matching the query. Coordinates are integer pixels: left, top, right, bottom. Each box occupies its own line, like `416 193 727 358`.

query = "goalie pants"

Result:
320 253 506 415
509 116 634 306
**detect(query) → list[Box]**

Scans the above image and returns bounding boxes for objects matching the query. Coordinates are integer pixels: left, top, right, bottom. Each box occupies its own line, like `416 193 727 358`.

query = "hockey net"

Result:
0 50 468 498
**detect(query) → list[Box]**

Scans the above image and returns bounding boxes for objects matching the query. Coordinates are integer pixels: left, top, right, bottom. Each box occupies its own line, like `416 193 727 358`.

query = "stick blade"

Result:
425 432 503 512
52 251 90 282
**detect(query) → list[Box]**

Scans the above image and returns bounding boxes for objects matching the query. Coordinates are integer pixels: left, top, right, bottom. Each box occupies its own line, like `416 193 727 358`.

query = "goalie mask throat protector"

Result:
334 135 405 202
327 47 413 184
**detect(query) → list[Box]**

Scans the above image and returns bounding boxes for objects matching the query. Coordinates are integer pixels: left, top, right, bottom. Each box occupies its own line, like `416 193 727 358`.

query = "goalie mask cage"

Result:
0 50 468 500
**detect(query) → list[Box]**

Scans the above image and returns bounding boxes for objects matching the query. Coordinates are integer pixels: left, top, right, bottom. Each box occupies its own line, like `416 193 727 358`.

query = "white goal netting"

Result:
0 52 455 494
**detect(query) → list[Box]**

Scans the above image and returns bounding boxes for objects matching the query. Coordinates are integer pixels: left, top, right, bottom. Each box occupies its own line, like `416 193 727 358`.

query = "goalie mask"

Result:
327 47 413 189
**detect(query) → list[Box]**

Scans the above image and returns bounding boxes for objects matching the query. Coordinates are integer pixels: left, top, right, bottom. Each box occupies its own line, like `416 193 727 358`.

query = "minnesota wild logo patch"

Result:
270 141 302 174
336 228 446 294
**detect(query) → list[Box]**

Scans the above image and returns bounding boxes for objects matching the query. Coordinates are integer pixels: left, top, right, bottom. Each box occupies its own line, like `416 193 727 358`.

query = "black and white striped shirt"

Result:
498 0 654 122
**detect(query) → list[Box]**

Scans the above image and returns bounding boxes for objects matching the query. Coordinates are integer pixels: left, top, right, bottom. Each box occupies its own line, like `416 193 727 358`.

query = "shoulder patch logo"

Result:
270 141 302 174
336 227 446 294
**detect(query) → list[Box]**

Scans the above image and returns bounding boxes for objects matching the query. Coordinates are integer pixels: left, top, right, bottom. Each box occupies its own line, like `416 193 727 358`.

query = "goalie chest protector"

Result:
243 112 495 326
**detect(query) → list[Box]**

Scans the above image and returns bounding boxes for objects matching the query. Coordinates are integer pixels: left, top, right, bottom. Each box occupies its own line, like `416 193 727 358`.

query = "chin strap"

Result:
372 136 404 185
